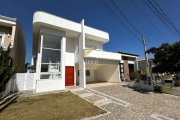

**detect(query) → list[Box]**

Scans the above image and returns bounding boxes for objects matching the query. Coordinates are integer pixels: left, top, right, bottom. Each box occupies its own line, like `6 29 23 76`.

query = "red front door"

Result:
65 66 74 86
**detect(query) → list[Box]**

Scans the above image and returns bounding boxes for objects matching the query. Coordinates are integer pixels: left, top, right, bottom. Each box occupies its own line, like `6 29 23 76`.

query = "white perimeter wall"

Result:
15 73 36 91
65 37 75 66
99 65 120 82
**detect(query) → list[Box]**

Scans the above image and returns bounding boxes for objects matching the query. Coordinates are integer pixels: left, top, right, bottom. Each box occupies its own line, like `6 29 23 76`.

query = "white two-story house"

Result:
32 11 139 93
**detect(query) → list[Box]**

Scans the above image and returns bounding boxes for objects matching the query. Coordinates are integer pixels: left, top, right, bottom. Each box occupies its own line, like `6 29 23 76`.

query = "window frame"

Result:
85 44 96 50
39 33 62 80
0 32 5 45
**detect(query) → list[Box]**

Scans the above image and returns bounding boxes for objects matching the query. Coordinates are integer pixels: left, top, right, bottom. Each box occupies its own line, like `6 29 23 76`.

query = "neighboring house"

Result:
116 51 139 80
31 11 139 93
138 58 155 69
0 15 26 73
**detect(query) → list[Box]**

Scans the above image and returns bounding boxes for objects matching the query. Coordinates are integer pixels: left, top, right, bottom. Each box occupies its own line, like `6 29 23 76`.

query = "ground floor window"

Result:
128 64 134 73
119 63 124 80
0 32 4 45
78 70 91 76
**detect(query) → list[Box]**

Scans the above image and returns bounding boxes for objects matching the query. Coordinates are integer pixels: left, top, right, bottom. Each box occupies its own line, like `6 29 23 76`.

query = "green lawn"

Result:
161 86 174 93
154 85 174 93
0 91 105 120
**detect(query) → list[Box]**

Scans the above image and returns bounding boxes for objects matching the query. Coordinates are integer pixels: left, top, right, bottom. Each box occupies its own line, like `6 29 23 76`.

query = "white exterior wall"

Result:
65 37 75 66
35 28 66 93
76 69 95 83
86 69 95 82
74 38 79 63
36 79 64 93
99 65 120 82
134 57 138 71
36 37 66 93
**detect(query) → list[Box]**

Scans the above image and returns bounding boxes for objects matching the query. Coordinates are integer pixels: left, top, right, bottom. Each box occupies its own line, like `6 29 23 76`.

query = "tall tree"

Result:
146 41 180 73
25 62 30 72
0 44 18 92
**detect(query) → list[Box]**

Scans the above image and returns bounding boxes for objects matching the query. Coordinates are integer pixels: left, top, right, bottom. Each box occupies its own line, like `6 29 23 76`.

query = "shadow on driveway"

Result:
122 85 150 94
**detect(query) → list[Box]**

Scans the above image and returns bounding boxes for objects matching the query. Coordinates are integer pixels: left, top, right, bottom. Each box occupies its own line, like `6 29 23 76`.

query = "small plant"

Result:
130 72 142 80
154 85 162 92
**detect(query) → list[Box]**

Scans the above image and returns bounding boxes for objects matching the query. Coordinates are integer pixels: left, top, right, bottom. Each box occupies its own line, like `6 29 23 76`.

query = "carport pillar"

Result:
79 19 86 88
134 57 138 72
79 61 86 88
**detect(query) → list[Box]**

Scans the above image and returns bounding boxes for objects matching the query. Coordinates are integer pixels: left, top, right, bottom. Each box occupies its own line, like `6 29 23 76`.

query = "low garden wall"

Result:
123 81 154 91
0 73 36 99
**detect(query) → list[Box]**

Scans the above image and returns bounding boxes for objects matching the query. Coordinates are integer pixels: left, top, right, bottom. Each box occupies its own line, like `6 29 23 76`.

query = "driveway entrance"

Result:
86 82 120 88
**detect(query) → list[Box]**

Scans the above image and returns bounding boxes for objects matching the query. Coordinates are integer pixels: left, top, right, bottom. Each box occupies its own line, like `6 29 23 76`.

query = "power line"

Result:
130 0 171 42
97 0 142 43
152 0 180 35
142 0 179 40
110 0 143 36
146 0 180 38
147 0 180 36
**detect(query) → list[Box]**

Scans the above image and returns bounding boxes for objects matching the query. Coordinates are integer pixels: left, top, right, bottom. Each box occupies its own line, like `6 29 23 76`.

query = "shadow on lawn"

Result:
0 96 19 112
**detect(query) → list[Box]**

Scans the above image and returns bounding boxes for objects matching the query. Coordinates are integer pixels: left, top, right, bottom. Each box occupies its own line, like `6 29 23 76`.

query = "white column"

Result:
61 37 66 88
36 35 43 80
118 64 121 82
79 19 86 88
74 65 76 86
134 57 138 72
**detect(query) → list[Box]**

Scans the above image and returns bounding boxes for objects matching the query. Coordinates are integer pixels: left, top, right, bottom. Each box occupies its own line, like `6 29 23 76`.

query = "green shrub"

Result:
130 72 142 80
154 85 162 92
0 44 18 92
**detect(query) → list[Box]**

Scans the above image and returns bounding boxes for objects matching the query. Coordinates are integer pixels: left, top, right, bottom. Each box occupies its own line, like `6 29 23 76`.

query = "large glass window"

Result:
40 33 62 79
41 49 61 63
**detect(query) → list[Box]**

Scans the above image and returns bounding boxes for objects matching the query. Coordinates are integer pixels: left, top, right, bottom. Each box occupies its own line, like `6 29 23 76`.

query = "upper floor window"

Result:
85 44 96 50
0 32 5 45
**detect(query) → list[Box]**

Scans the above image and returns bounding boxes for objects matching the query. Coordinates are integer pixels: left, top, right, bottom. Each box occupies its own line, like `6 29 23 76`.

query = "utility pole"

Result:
142 36 152 85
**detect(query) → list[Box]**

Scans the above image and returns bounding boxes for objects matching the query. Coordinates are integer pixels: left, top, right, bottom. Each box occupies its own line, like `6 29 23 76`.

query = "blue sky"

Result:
0 0 180 63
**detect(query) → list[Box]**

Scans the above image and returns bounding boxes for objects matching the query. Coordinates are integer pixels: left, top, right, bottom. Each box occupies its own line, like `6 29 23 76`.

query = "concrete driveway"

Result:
89 84 180 120
86 82 119 88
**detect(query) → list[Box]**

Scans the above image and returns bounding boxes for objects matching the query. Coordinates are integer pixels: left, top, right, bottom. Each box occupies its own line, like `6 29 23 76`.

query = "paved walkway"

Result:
68 84 179 120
